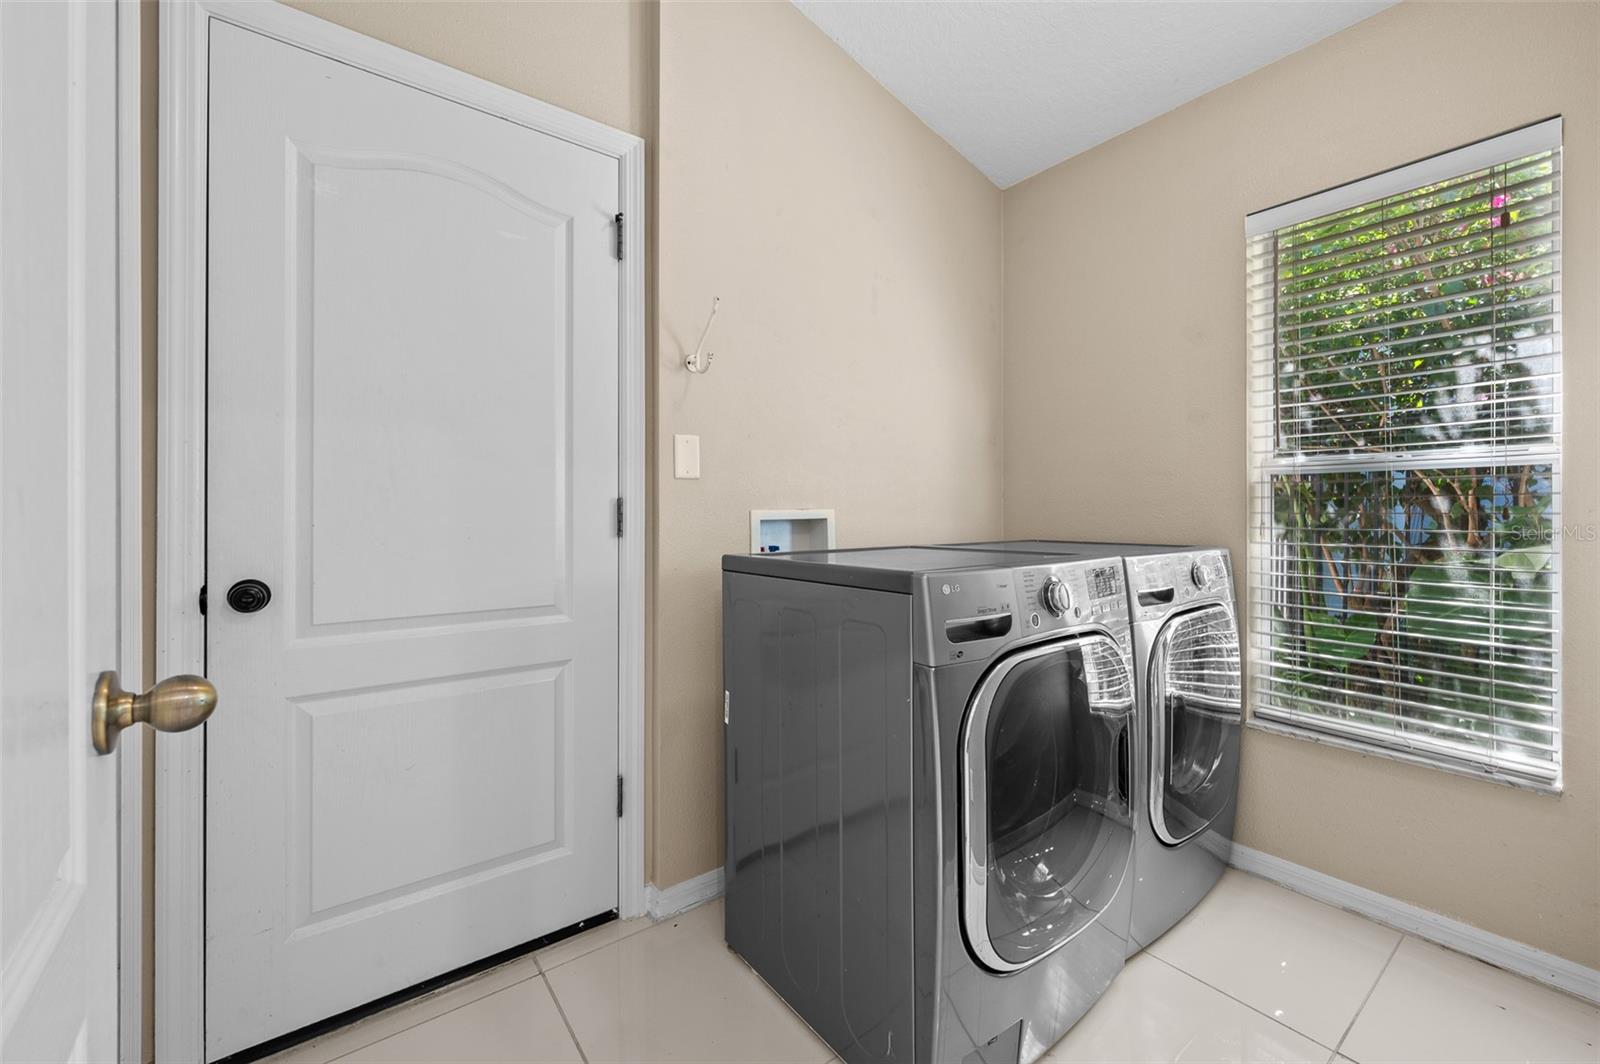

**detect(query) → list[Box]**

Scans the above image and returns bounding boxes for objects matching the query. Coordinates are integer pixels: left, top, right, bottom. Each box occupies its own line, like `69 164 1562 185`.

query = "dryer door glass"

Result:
961 635 1135 972
1151 604 1241 845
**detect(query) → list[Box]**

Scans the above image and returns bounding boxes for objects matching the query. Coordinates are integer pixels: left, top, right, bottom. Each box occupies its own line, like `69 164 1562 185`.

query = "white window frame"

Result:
1245 117 1563 793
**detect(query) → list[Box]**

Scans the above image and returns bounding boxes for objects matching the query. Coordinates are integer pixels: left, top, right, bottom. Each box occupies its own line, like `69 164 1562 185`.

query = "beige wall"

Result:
279 1 658 139
143 0 1002 997
1001 0 1599 967
652 0 1004 885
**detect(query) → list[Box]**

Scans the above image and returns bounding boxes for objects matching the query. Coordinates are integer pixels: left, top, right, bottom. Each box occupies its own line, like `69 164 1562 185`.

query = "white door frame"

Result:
114 0 147 1060
154 3 647 1059
4 3 138 1053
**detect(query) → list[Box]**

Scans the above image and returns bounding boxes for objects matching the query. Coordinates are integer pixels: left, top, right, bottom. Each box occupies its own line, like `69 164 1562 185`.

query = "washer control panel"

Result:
916 560 1129 666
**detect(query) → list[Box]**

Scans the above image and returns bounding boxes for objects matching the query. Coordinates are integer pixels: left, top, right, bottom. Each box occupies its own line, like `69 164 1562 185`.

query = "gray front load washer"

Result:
722 546 1138 1063
948 542 1243 954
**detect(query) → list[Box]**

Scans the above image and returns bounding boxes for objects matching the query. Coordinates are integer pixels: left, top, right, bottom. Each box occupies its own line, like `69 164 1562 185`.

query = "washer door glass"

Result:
961 634 1134 972
1151 604 1241 845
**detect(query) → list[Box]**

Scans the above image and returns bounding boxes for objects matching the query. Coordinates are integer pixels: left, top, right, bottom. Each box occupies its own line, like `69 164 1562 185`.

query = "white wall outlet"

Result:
673 434 701 479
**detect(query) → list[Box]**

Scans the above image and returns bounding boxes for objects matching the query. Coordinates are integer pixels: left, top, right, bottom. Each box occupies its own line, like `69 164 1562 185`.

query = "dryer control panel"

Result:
1126 549 1234 622
914 560 1130 666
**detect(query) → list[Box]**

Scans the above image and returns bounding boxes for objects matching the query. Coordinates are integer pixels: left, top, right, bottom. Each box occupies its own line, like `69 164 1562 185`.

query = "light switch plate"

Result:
673 434 701 479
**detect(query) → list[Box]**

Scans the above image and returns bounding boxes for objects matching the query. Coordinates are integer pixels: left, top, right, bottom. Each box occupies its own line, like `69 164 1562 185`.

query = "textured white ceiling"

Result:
792 0 1397 188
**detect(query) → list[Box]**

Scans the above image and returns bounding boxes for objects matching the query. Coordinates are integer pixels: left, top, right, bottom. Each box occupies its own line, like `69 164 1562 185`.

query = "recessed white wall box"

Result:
673 434 701 479
749 509 836 554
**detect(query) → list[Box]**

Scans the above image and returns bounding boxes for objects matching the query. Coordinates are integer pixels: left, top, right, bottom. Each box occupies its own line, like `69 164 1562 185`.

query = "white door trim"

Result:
155 3 647 1059
114 1 146 1059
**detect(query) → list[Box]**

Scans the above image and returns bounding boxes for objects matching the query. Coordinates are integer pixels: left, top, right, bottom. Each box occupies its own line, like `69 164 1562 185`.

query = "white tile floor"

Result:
266 871 1600 1064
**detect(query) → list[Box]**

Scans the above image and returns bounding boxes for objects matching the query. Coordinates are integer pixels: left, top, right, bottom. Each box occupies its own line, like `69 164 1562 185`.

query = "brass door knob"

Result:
92 671 218 754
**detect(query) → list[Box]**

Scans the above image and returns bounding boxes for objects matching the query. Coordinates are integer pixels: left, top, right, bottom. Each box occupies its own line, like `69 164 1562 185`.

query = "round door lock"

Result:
1040 577 1071 617
226 579 272 614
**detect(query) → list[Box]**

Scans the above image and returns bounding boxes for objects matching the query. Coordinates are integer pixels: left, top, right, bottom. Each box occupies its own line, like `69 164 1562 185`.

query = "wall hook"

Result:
685 297 719 374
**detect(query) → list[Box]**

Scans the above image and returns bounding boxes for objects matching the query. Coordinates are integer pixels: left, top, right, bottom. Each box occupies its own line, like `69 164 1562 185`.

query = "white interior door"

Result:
204 22 622 1057
0 2 123 1060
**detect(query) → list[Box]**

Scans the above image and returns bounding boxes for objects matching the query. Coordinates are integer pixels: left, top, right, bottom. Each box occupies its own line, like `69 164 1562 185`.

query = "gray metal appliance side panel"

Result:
911 666 942 1064
724 575 767 969
722 572 916 1063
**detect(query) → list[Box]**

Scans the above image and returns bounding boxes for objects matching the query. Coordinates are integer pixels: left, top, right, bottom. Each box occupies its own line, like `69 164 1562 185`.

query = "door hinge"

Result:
198 584 207 616
617 774 625 818
614 212 624 260
723 690 730 725
616 497 624 537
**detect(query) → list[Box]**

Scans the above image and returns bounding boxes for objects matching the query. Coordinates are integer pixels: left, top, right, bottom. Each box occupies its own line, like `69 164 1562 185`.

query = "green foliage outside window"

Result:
1259 150 1560 778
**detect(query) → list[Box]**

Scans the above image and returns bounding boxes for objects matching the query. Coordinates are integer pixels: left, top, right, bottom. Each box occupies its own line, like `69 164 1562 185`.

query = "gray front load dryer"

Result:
949 541 1243 954
722 547 1138 1064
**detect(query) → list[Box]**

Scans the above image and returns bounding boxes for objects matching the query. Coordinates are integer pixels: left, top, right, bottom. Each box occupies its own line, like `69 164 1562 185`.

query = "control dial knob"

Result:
1041 577 1071 617
1190 561 1210 589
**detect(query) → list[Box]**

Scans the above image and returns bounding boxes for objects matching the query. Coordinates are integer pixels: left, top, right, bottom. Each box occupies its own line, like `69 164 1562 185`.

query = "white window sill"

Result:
1245 714 1563 797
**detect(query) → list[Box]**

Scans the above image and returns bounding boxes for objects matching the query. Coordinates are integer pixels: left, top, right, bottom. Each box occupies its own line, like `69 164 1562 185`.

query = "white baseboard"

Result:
1229 843 1600 1004
645 867 724 921
643 851 1599 1002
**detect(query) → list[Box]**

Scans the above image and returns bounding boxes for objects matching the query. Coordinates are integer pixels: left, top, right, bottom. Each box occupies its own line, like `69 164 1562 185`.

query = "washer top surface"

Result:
722 545 1091 594
953 539 1192 557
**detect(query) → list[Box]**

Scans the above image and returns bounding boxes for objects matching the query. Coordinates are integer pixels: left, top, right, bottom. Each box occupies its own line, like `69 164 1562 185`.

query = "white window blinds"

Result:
1246 119 1563 789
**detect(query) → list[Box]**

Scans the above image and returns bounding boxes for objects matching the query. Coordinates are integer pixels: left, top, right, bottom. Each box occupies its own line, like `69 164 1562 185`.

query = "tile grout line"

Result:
304 923 644 1063
319 964 547 1063
533 911 707 1064
539 964 591 1064
1144 951 1339 1055
724 940 835 1062
1332 932 1406 1060
537 919 656 975
674 902 831 1062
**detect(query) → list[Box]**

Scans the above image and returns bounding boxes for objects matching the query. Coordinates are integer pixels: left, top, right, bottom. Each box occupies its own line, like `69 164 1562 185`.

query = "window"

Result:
1246 119 1562 789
